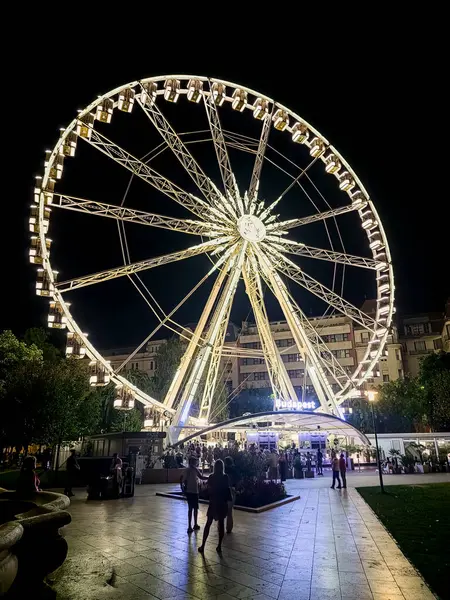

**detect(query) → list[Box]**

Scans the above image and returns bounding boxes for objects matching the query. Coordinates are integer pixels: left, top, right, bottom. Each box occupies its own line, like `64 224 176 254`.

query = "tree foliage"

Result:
0 330 142 451
348 351 450 433
148 337 185 400
229 388 273 418
92 382 142 433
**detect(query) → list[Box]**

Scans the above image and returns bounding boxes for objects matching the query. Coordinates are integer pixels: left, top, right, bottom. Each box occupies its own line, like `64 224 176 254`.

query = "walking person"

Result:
339 452 347 489
330 455 342 489
224 456 237 533
64 449 80 497
181 456 208 533
198 459 231 554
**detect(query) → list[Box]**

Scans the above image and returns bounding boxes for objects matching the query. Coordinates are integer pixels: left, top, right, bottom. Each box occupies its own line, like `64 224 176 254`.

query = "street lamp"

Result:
365 389 385 493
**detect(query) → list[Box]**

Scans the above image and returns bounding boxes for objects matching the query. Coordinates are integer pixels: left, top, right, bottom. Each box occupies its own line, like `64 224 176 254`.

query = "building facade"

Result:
398 312 445 377
102 299 449 403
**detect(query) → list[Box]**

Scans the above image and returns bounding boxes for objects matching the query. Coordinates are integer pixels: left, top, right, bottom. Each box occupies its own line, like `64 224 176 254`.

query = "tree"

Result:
149 337 185 400
92 383 142 433
229 388 273 418
0 331 43 449
419 352 450 431
377 378 427 432
23 327 62 362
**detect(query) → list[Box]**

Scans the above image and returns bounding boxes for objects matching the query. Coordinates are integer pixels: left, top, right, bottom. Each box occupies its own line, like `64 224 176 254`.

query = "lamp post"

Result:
365 390 385 494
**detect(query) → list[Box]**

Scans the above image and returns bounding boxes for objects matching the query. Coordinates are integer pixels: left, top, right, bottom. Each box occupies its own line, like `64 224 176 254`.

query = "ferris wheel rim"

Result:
35 74 395 417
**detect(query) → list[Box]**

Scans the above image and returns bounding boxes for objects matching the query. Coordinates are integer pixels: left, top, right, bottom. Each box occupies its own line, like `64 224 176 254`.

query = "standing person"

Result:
339 453 347 489
224 456 237 533
331 455 341 489
198 459 231 554
16 456 40 495
64 449 80 497
110 453 123 497
317 449 323 476
279 452 287 482
181 456 208 533
268 449 278 481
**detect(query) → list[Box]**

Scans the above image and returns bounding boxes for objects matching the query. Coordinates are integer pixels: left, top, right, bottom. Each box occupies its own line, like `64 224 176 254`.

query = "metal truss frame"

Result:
242 252 298 402
82 129 209 219
255 247 342 416
270 240 382 270
170 243 247 438
57 238 225 293
270 250 378 332
53 194 217 236
203 82 237 203
247 107 273 204
268 202 366 232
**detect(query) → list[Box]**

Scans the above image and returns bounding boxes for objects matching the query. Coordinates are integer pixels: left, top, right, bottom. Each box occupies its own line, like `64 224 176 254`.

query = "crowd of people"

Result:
175 441 349 554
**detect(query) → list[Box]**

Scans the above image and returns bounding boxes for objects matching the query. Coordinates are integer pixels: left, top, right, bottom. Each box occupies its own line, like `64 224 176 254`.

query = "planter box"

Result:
156 490 300 513
305 470 315 479
141 468 185 484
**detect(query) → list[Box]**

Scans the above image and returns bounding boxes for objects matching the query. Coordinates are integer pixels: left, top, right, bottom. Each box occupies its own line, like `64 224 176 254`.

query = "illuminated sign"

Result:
274 398 316 411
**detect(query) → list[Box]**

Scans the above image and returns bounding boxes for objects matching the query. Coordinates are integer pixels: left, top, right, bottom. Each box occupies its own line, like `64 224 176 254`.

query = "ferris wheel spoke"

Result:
56 238 228 293
268 240 383 270
276 287 356 398
242 253 298 402
203 83 238 206
53 194 220 236
82 129 210 219
247 108 273 207
270 250 378 332
136 89 230 216
254 247 342 416
267 202 367 234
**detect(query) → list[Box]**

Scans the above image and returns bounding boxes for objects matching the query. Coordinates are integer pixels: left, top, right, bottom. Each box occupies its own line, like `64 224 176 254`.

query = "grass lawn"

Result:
358 483 450 600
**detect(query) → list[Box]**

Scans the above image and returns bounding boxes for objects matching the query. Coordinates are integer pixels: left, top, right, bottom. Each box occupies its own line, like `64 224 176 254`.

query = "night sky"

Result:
6 32 447 351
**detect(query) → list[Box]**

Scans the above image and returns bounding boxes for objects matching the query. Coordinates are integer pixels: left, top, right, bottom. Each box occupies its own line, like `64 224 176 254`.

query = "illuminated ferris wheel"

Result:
31 75 394 440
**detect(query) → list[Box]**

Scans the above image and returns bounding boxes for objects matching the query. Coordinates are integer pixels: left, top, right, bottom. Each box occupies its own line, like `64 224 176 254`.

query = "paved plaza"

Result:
53 473 448 600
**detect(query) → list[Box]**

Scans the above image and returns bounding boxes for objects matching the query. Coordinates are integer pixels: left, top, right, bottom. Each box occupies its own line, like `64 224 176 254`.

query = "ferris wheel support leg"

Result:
163 257 232 410
171 244 247 432
255 248 342 417
198 300 233 423
242 254 298 402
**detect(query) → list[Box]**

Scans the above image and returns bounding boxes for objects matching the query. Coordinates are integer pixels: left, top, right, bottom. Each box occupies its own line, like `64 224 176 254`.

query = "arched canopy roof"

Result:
176 411 370 447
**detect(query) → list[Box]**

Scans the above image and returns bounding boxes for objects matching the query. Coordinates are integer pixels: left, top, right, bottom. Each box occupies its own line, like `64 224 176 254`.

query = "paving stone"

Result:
50 481 438 600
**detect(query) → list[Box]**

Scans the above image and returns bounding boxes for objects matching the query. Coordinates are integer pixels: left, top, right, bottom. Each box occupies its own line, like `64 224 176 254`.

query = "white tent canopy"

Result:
175 411 370 447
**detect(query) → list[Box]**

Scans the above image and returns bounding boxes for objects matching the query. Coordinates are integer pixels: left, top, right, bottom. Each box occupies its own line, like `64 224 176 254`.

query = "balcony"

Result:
409 349 433 355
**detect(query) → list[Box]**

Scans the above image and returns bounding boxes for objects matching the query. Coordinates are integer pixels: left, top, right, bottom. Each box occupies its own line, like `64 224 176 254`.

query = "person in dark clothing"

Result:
64 449 80 497
198 459 231 554
16 456 40 495
317 450 323 475
339 453 347 489
279 452 288 482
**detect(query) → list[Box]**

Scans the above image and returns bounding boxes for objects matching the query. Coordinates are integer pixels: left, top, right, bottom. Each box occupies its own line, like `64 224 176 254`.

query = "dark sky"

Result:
5 28 447 351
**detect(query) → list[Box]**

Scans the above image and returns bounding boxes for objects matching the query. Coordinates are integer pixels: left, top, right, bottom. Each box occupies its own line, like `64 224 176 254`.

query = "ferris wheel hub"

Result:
237 214 266 242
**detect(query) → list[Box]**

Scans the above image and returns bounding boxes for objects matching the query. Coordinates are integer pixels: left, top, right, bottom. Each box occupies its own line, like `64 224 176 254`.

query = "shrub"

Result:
198 478 287 508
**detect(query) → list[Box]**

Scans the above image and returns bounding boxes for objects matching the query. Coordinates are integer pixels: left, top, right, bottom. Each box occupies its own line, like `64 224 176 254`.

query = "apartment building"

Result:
399 312 445 377
102 298 449 401
102 339 166 377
